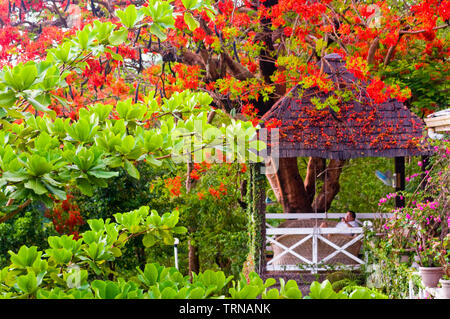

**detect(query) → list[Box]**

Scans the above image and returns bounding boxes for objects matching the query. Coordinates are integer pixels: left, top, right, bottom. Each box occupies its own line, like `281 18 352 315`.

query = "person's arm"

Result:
340 218 353 227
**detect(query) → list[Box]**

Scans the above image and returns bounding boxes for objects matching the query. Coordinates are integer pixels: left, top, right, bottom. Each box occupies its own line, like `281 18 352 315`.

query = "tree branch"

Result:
367 36 379 65
0 199 32 224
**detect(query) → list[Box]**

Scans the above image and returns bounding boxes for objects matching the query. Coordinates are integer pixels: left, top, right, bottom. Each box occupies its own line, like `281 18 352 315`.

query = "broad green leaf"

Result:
0 91 16 107
88 170 119 179
91 280 121 299
182 0 200 10
142 234 156 248
149 24 167 41
109 27 128 46
25 96 50 112
24 179 48 195
16 272 39 295
76 178 94 196
116 5 143 29
124 159 140 179
184 12 199 31
9 246 42 269
45 184 67 201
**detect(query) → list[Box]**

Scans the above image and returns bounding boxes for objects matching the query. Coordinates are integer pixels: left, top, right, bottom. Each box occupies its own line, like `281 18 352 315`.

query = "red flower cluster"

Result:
197 192 205 200
192 28 206 42
271 0 328 28
81 58 117 88
190 161 212 181
346 56 369 80
172 63 202 90
190 170 200 180
11 0 44 11
241 103 258 119
366 77 390 104
265 118 282 130
45 195 84 239
208 182 227 199
366 77 411 104
217 0 234 16
164 176 182 197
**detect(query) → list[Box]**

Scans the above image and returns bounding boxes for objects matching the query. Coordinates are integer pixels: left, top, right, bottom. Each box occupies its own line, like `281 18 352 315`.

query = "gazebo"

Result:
245 53 432 274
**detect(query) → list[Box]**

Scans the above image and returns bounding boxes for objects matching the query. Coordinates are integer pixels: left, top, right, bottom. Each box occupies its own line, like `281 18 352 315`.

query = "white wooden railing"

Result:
265 213 393 273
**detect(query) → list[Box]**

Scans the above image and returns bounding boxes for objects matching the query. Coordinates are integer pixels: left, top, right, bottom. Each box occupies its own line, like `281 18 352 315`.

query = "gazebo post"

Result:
247 162 266 275
394 156 405 208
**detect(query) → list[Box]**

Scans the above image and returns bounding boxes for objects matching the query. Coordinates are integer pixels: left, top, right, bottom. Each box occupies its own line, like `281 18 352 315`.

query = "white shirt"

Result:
335 220 358 235
336 220 358 229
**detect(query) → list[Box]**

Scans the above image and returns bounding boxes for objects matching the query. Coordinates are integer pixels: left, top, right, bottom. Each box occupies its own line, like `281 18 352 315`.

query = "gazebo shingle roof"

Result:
261 54 431 160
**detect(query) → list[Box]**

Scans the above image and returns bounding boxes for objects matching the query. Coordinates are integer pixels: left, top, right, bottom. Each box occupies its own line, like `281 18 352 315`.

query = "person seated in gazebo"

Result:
320 211 358 236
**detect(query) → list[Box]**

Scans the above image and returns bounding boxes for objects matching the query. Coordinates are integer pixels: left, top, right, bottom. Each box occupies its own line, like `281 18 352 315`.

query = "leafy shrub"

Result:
0 209 388 299
0 203 57 268
74 162 249 278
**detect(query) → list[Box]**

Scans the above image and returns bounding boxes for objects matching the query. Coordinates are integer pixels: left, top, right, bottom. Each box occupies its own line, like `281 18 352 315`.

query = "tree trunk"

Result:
266 157 346 214
265 157 313 213
304 157 326 205
312 159 347 212
188 238 199 280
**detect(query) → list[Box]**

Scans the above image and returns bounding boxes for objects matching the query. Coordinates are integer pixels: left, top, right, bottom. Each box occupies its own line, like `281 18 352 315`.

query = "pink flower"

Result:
418 161 423 167
428 201 438 210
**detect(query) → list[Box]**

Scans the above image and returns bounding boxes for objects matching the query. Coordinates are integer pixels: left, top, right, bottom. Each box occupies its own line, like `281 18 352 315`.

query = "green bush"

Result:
0 203 57 268
75 162 250 278
0 207 388 299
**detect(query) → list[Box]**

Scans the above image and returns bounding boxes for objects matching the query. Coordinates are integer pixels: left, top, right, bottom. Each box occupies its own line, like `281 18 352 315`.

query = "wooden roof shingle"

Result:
261 54 431 159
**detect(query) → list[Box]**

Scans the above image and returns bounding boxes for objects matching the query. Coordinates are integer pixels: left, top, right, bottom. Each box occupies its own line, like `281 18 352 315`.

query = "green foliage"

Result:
229 272 277 299
0 210 389 299
328 157 420 214
74 164 175 271
381 48 449 117
75 162 249 277
0 61 68 114
0 205 56 268
0 4 263 222
0 89 259 212
326 270 363 292
304 280 387 299
362 226 421 298
364 140 450 297
74 162 248 277
0 206 185 298
165 163 249 277
306 280 344 299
